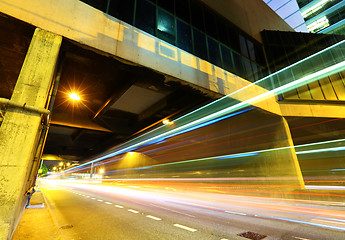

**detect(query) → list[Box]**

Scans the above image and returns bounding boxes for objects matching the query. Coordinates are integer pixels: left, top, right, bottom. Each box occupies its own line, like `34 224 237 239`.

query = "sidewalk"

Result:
12 190 63 240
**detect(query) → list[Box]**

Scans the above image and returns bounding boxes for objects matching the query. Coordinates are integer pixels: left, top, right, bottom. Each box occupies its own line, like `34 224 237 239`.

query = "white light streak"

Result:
225 211 247 216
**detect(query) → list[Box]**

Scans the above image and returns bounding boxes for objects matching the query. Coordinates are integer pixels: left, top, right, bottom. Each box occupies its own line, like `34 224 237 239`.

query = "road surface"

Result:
41 179 345 240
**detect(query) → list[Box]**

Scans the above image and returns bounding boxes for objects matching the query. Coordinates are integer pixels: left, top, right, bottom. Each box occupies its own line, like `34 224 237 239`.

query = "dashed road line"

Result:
91 198 96 200
97 199 103 202
173 224 197 232
146 215 162 221
105 202 112 205
294 237 310 240
128 209 139 213
225 211 247 216
115 205 124 208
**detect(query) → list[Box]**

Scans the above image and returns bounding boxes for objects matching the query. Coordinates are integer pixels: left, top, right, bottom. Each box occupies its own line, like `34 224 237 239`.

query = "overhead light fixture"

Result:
69 92 81 101
162 119 173 125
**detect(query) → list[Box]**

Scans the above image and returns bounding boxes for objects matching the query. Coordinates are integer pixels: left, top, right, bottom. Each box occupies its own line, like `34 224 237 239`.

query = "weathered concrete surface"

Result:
0 28 61 240
279 102 345 118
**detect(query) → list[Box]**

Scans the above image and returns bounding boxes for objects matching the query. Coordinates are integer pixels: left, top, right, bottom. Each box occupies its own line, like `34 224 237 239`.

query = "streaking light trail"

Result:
61 38 345 176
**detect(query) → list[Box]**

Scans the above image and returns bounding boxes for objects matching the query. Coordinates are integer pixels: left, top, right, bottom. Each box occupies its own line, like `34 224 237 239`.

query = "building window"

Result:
108 0 134 25
204 10 218 39
207 36 222 67
135 0 156 36
80 0 107 12
193 28 207 60
157 8 176 45
177 20 193 53
191 1 204 31
221 45 234 73
175 0 190 23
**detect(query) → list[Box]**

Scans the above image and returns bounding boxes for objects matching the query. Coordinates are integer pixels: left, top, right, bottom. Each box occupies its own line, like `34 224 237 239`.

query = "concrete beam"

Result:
0 28 61 240
279 102 345 118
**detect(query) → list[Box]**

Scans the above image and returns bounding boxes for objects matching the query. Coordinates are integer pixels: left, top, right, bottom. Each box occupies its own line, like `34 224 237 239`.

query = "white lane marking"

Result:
115 205 124 208
91 198 96 200
105 202 112 205
85 196 90 198
128 209 139 213
150 204 195 218
173 224 197 232
97 199 103 202
294 237 310 240
81 195 85 196
146 215 162 221
225 211 247 216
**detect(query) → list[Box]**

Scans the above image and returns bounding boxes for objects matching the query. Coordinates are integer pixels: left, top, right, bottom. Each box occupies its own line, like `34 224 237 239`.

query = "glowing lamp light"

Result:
99 168 105 174
59 162 63 166
69 92 81 101
66 162 71 167
162 119 173 125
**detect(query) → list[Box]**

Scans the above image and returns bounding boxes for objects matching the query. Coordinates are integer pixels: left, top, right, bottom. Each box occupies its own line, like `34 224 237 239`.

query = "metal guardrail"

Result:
0 97 50 116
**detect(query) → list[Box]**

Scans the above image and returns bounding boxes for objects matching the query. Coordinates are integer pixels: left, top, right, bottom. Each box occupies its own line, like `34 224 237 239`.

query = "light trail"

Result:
60 39 345 175
43 179 345 234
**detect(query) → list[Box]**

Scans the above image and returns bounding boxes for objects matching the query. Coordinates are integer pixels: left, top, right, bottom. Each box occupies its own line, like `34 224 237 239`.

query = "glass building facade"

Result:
79 0 267 82
298 0 345 34
263 0 308 32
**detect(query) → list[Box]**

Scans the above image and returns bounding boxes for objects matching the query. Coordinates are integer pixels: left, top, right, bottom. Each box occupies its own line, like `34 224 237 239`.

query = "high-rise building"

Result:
297 0 345 34
263 0 309 32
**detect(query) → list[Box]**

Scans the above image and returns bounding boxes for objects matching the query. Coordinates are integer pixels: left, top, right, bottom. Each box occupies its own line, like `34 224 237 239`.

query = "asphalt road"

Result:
41 179 345 240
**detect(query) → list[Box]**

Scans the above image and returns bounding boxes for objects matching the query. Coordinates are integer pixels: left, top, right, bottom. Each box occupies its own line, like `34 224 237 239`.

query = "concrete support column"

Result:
0 28 62 240
281 116 305 189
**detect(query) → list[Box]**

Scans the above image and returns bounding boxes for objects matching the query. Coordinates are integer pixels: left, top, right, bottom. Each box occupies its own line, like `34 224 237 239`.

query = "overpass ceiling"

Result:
46 40 215 161
0 14 215 162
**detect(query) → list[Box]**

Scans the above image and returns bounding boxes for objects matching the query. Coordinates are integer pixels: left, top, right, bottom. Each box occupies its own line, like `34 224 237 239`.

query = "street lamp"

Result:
69 92 80 101
162 119 173 125
66 162 71 167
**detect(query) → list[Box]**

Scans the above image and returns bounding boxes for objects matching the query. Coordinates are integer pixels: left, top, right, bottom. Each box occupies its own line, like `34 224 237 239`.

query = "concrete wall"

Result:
201 0 295 42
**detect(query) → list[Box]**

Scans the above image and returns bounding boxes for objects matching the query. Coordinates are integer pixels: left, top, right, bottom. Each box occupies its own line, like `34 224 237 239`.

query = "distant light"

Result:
66 162 71 167
53 167 57 170
99 168 105 174
59 162 63 166
69 92 81 101
163 119 173 125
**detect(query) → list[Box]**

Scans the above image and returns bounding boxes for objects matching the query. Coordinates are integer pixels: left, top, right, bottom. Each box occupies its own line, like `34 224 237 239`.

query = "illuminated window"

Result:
307 16 330 33
157 8 176 45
